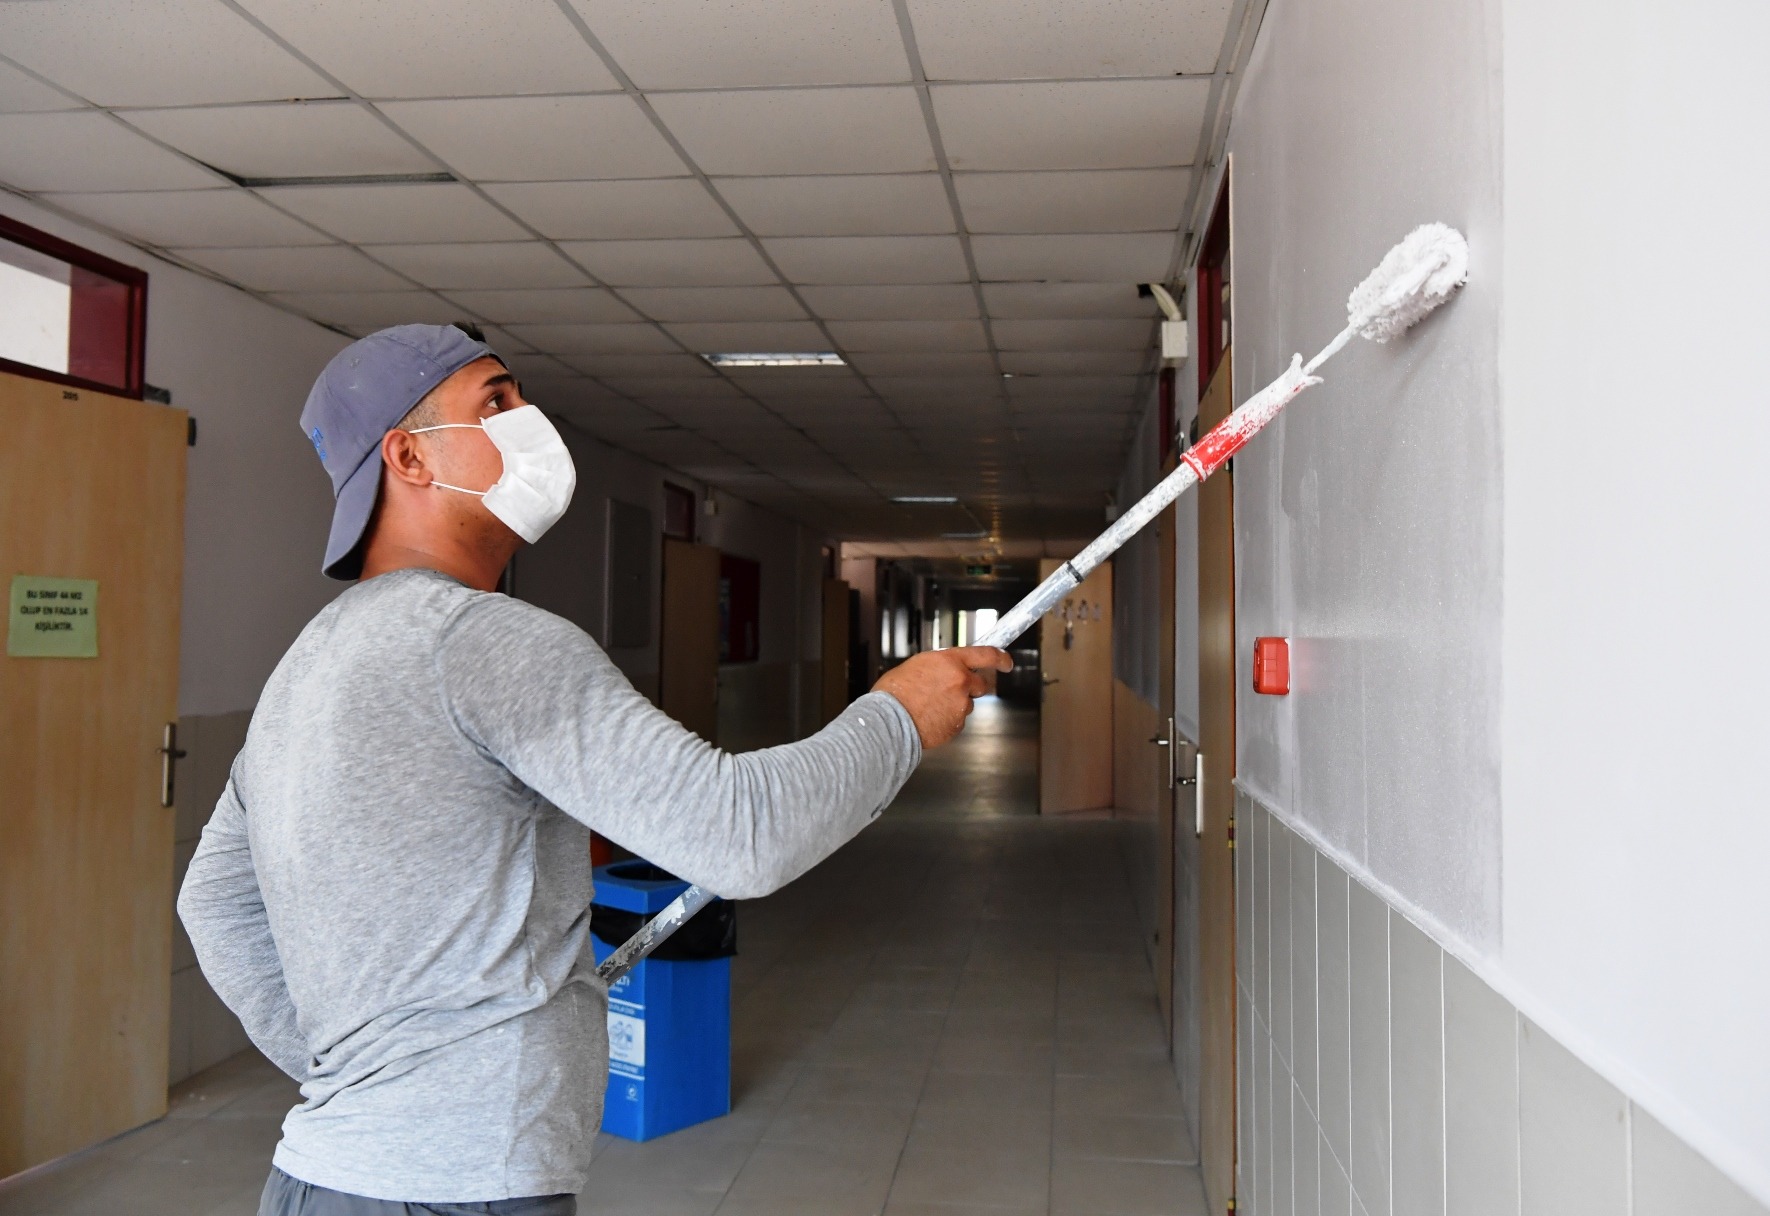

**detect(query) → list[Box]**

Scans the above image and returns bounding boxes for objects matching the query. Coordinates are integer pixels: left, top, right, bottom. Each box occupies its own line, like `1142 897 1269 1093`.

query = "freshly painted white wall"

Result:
1499 0 1770 1198
0 192 350 718
1225 0 1505 949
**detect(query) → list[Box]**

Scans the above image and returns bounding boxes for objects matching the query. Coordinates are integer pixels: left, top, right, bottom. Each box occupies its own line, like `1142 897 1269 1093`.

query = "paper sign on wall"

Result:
8 576 99 658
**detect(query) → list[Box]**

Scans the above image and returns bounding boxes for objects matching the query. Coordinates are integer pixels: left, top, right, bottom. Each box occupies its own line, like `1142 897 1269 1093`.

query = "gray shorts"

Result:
259 1168 576 1216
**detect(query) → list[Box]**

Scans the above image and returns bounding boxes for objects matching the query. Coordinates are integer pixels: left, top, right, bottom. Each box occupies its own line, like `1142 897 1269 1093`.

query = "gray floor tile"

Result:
890 1140 1050 1209
1049 1157 1209 1215
882 1200 1046 1216
719 1141 900 1216
1058 1073 1188 1120
917 1069 1054 1112
931 1035 1054 1076
763 1099 916 1153
1053 1112 1196 1164
785 1062 929 1108
579 1183 727 1216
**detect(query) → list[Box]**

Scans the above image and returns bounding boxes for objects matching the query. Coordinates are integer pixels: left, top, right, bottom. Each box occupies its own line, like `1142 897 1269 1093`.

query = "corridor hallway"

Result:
0 698 1201 1216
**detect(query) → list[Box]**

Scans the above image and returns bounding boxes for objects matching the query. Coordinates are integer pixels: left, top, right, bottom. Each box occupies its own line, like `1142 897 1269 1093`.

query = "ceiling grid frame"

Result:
0 0 1238 552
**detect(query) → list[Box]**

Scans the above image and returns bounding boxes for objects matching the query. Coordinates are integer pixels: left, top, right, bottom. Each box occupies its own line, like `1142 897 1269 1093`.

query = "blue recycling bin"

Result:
589 861 731 1142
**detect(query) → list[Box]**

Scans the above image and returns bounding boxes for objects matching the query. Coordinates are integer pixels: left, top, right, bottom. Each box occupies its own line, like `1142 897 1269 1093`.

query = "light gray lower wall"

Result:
169 709 255 1087
1234 789 1767 1216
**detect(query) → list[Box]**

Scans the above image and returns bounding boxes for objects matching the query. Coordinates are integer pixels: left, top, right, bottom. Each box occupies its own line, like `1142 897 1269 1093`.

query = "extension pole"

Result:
598 223 1469 985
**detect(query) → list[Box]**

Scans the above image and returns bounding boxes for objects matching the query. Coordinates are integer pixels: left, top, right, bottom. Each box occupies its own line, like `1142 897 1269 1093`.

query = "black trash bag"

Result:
590 864 736 962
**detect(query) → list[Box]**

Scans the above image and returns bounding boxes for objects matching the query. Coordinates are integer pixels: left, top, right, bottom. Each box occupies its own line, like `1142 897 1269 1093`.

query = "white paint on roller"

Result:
1347 222 1471 343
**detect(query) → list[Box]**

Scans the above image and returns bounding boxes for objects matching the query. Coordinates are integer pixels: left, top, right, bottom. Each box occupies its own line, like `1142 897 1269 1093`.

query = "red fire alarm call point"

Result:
1252 636 1290 695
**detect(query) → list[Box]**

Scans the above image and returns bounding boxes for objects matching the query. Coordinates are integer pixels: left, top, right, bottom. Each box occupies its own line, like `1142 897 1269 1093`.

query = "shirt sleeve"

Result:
176 768 310 1081
435 594 922 900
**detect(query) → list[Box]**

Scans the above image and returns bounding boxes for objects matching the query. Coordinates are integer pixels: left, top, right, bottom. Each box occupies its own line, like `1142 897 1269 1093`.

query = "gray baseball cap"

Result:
299 324 501 580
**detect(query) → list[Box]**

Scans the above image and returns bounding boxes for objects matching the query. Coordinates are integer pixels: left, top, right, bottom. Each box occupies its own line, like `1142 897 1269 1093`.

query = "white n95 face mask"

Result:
410 406 577 543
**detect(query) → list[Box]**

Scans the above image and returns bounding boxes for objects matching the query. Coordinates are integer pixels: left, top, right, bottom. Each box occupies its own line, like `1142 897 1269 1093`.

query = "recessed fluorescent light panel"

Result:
892 495 958 504
703 352 845 368
942 530 989 539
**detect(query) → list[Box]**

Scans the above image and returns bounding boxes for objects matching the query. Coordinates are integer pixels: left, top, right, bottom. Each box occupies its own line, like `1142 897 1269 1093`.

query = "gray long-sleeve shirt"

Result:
177 567 919 1203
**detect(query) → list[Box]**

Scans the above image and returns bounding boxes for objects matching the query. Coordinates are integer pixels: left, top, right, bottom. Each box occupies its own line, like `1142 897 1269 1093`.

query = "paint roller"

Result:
595 222 1471 985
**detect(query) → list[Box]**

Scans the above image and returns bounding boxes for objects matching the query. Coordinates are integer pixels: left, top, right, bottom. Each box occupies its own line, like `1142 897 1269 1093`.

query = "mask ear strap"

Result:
431 481 487 497
408 423 483 434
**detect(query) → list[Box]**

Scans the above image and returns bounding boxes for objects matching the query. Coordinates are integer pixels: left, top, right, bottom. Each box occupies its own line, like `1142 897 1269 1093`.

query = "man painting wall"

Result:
177 325 1008 1216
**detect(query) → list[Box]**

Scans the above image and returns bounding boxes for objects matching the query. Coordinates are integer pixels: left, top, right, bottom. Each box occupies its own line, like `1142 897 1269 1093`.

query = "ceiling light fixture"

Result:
703 352 845 368
223 169 458 189
892 495 958 504
942 530 989 539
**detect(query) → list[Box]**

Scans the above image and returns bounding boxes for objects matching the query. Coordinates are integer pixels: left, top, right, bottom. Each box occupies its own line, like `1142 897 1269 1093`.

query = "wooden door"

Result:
1 371 186 1177
659 538 719 743
819 578 850 726
1196 351 1238 1213
1154 492 1178 1035
1037 558 1113 813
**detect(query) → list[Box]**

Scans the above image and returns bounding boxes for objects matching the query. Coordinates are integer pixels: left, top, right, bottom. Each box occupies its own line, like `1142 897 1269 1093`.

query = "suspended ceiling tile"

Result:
797 284 978 321
955 168 1188 234
258 182 525 244
843 352 998 377
598 377 744 399
570 0 908 89
553 396 656 429
762 236 967 284
0 0 333 108
981 281 1154 319
365 242 589 290
1006 371 1141 394
971 232 1176 282
650 88 934 177
905 0 1233 80
825 319 988 353
561 353 716 378
559 237 778 286
237 0 618 98
41 188 323 248
992 318 1155 351
1002 351 1150 376
932 79 1209 171
438 287 639 324
124 101 438 180
268 289 460 328
664 320 830 353
517 372 621 402
505 322 679 355
714 174 953 237
617 285 807 323
0 61 78 112
483 180 737 241
173 244 409 292
478 326 537 355
380 96 684 181
656 401 778 429
0 112 221 192
870 375 1004 402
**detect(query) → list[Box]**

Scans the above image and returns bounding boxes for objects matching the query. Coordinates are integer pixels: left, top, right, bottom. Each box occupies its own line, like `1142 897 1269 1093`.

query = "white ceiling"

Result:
0 0 1248 554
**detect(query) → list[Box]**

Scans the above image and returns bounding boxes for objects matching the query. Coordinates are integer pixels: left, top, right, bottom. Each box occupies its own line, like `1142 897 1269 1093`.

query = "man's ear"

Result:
381 428 431 489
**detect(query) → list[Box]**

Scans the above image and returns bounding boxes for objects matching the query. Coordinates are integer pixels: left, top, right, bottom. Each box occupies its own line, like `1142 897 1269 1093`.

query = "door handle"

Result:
1147 736 1170 745
1193 752 1206 838
1042 675 1061 685
158 722 187 809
